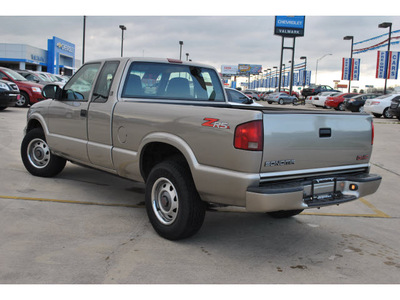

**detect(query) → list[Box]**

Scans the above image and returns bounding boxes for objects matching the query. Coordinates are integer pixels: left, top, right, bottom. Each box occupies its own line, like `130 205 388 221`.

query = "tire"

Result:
338 103 345 111
0 106 7 111
372 113 382 118
16 91 29 107
278 99 284 105
267 209 304 218
21 128 66 177
383 108 393 119
358 106 365 113
267 101 273 104
145 158 206 240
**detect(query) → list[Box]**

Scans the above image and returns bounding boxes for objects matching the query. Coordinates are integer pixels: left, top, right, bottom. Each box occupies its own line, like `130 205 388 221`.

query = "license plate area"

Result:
304 177 353 207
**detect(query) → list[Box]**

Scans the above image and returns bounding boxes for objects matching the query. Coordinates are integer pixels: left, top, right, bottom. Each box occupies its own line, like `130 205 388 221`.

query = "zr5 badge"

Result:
202 118 230 129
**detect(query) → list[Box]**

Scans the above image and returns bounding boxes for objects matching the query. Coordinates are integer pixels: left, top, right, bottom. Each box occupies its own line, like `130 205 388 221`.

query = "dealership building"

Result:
0 36 78 76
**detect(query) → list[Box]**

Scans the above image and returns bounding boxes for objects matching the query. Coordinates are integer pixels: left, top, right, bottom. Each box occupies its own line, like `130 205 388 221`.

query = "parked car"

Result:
301 85 340 98
364 94 400 118
280 89 300 98
344 94 381 113
34 71 65 87
225 88 262 106
266 92 296 104
0 79 20 111
243 90 261 101
325 93 359 111
310 91 341 108
17 70 52 85
0 67 44 107
388 96 400 120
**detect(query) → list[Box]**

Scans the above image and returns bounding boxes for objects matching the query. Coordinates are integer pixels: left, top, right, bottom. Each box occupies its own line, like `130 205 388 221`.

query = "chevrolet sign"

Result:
274 16 305 37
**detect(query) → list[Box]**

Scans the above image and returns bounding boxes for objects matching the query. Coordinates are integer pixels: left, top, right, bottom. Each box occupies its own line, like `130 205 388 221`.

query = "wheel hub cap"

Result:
152 178 179 225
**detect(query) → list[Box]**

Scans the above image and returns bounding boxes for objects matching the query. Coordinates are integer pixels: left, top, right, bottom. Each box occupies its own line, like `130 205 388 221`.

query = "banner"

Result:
388 51 400 79
376 51 388 79
342 58 361 81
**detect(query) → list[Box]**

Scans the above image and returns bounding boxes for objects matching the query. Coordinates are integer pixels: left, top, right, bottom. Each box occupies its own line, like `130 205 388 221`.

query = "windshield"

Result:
2 69 27 81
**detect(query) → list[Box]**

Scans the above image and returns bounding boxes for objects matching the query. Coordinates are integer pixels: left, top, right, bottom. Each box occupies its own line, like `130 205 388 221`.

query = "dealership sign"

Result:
274 16 305 37
342 58 360 81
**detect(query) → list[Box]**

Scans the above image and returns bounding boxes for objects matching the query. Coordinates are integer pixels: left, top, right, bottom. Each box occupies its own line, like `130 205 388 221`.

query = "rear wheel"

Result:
383 108 393 119
278 99 284 105
21 128 66 177
267 209 304 218
145 158 206 240
338 103 345 111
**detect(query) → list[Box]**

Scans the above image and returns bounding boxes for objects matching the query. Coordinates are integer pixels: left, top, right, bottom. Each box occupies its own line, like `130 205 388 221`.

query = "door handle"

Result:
80 109 87 117
319 128 331 138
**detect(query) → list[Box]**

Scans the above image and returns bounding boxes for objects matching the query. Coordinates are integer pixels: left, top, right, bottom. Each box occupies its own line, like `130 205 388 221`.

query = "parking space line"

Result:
301 197 390 218
0 195 144 209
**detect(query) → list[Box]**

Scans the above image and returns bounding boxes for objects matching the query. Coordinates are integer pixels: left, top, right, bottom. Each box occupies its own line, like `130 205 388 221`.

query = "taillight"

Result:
234 120 263 151
371 121 375 145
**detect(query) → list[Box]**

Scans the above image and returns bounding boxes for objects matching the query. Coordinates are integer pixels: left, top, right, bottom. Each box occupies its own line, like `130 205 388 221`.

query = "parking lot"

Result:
0 104 399 284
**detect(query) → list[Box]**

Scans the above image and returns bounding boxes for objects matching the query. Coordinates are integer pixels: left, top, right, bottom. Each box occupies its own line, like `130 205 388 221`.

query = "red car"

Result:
0 67 45 107
325 93 359 111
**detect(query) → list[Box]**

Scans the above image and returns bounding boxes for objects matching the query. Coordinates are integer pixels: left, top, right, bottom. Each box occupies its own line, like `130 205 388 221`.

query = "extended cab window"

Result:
92 61 120 103
121 62 224 102
62 63 101 101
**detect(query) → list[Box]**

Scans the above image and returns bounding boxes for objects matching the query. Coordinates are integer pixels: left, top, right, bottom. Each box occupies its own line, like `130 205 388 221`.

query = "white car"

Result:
225 88 262 106
364 94 400 118
310 92 341 108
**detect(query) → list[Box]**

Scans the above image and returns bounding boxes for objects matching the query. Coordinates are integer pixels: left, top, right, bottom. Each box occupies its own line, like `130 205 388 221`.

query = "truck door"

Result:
47 63 101 163
87 61 120 170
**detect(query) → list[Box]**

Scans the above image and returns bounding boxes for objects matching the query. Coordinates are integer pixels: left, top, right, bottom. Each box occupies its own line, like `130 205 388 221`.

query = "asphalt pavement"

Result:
0 104 399 287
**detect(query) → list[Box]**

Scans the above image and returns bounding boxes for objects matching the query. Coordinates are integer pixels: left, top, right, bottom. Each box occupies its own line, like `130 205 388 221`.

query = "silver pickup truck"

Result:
21 57 381 240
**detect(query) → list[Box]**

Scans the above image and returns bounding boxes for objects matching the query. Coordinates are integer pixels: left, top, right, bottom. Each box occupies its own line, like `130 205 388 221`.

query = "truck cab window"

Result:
62 63 101 101
92 61 120 103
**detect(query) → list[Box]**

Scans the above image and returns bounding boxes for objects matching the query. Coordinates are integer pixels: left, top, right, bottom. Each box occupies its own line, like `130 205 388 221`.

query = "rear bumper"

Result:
246 173 382 212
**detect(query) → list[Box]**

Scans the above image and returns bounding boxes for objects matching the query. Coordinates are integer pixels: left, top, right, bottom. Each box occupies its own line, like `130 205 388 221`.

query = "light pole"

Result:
378 22 392 94
300 56 307 87
119 25 126 57
343 36 354 93
186 53 189 61
82 16 86 64
179 41 183 60
315 53 332 85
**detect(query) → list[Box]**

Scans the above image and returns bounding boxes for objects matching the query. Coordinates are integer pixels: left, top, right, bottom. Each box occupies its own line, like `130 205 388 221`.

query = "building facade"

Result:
0 36 77 76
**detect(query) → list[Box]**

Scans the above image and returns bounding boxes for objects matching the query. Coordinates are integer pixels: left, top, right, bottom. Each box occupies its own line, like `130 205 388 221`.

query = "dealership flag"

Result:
388 51 400 79
342 58 360 81
376 51 388 79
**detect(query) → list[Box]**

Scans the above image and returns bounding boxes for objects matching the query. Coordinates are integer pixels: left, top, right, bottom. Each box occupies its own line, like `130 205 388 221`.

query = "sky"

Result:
2 0 400 91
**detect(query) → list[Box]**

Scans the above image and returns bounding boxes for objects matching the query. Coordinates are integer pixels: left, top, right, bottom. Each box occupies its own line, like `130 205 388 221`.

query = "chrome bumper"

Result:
245 173 382 212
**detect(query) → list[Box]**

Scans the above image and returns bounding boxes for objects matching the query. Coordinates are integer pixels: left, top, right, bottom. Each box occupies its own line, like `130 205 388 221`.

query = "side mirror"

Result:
42 84 62 99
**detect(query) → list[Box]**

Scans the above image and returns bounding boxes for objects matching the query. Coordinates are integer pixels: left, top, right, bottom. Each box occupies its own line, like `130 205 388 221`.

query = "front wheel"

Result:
16 91 29 107
338 103 345 111
21 128 66 177
145 159 206 240
267 209 304 218
278 99 284 105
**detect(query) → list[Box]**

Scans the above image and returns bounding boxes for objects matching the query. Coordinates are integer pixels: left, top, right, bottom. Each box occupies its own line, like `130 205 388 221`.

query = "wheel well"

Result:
140 142 188 182
26 119 43 133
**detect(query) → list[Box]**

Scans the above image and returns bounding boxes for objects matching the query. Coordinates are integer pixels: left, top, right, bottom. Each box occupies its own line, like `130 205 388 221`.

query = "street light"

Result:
119 25 127 57
343 36 354 93
378 22 392 94
315 53 332 85
179 41 183 60
300 56 307 87
186 53 189 61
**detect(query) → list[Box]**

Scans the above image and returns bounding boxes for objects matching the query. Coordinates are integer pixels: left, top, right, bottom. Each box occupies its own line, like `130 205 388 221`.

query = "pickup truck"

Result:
20 57 382 240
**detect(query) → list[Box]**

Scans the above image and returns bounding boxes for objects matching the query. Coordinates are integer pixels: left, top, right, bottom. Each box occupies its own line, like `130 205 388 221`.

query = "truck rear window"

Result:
121 62 224 102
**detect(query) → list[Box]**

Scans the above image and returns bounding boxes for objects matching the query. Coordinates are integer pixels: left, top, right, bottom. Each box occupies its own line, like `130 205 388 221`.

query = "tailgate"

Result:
260 112 373 175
